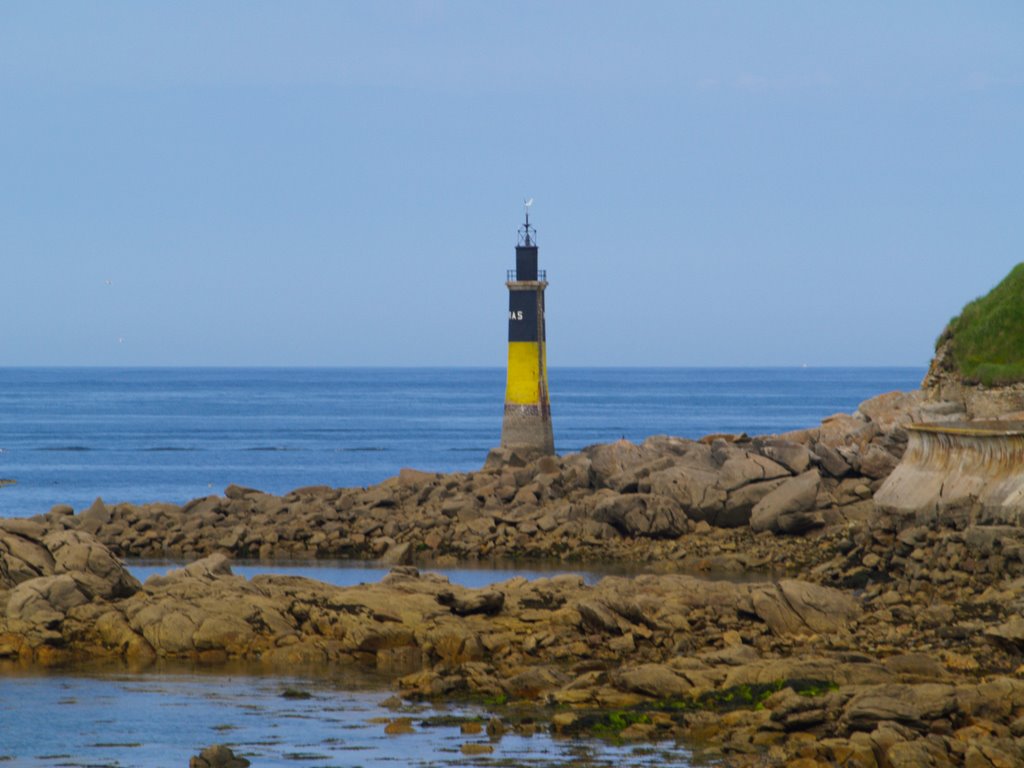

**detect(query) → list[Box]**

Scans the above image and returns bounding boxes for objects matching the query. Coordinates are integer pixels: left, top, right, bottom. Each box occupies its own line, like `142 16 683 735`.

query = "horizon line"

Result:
0 363 929 371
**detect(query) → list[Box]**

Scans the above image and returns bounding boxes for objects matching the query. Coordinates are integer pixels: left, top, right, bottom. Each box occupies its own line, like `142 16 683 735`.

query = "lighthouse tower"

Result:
501 202 555 455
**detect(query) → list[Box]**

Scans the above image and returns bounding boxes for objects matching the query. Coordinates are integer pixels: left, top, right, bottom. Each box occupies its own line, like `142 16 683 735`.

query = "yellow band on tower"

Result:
505 341 548 405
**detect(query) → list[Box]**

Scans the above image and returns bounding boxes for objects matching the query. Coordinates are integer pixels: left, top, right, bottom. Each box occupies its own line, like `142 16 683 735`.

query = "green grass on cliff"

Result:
943 263 1024 386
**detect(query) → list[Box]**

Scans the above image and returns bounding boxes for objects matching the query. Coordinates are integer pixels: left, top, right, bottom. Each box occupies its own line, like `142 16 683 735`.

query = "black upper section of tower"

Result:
515 207 539 281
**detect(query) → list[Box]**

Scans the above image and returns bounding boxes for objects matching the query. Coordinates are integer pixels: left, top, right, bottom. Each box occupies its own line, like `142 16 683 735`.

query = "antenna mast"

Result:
519 198 535 247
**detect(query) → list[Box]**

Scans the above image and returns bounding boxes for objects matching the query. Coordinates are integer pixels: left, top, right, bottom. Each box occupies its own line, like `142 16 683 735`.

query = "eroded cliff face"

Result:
922 338 1024 419
875 423 1024 526
881 305 1024 526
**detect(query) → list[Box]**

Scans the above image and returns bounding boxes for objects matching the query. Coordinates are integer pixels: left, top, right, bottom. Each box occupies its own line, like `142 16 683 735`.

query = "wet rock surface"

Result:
7 388 1024 765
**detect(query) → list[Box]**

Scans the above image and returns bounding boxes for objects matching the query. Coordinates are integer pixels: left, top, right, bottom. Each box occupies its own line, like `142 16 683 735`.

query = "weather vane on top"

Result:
520 198 535 246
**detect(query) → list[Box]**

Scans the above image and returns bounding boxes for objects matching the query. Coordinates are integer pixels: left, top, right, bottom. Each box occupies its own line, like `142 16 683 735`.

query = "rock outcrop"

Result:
18 390 927 569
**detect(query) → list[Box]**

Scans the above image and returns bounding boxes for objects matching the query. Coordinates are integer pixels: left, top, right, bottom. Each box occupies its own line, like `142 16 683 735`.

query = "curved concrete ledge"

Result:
875 421 1024 525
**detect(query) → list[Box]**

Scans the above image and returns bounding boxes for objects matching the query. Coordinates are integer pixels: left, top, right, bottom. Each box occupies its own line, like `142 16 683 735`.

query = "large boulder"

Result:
643 462 726 522
75 497 113 535
145 554 233 587
755 439 811 475
857 390 923 433
716 450 789 491
720 478 788 528
749 579 861 636
612 663 694 698
2 526 139 636
44 530 140 600
749 469 824 534
840 684 957 734
857 444 900 480
6 574 91 627
0 527 55 589
591 493 689 538
584 440 650 487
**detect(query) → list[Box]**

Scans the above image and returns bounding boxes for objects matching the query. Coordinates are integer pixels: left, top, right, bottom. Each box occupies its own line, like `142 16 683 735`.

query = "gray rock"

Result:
575 599 627 634
437 588 504 616
224 484 261 500
48 503 75 518
612 663 693 698
882 653 950 682
841 683 956 734
717 478 787 527
584 440 650 487
147 553 233 587
190 744 250 768
0 531 56 588
716 451 789 492
0 519 47 540
483 447 535 470
859 444 899 479
380 541 413 566
44 530 140 599
756 439 811 475
812 443 852 478
985 614 1024 648
750 469 822 534
643 460 728 523
6 574 90 626
750 579 861 636
856 390 923 433
592 493 688 538
76 497 112 535
777 507 826 534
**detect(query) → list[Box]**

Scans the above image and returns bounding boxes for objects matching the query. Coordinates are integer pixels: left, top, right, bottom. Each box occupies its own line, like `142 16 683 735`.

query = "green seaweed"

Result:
793 679 839 698
557 678 837 741
584 709 651 737
416 714 485 727
653 678 836 715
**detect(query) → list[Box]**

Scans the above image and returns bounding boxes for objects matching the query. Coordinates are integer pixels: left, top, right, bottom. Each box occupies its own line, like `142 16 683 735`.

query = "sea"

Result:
0 367 924 519
0 367 924 767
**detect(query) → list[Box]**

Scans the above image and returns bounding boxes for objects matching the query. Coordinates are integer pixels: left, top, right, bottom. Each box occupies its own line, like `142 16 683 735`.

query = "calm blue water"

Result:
128 560 608 587
0 667 709 768
0 367 924 518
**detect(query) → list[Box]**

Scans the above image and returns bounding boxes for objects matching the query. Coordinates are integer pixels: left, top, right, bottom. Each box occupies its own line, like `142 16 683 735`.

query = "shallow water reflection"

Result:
126 558 775 588
0 564 759 766
0 666 708 767
126 559 616 588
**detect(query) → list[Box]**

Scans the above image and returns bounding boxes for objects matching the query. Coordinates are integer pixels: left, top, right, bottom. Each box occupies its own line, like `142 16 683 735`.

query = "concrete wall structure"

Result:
875 422 1024 526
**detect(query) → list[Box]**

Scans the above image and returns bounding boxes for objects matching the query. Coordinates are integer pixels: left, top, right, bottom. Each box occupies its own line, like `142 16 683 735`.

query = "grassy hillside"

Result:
942 263 1024 386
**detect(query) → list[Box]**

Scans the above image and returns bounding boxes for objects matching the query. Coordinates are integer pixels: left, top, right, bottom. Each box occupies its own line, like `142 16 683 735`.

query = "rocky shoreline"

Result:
57 389 929 565
4 387 1024 766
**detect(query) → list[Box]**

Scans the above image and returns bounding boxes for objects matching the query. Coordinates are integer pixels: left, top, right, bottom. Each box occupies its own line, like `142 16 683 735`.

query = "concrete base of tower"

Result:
500 403 555 456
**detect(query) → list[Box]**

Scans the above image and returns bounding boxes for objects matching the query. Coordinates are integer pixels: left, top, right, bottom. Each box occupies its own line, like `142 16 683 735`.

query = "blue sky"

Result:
1 2 1021 366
